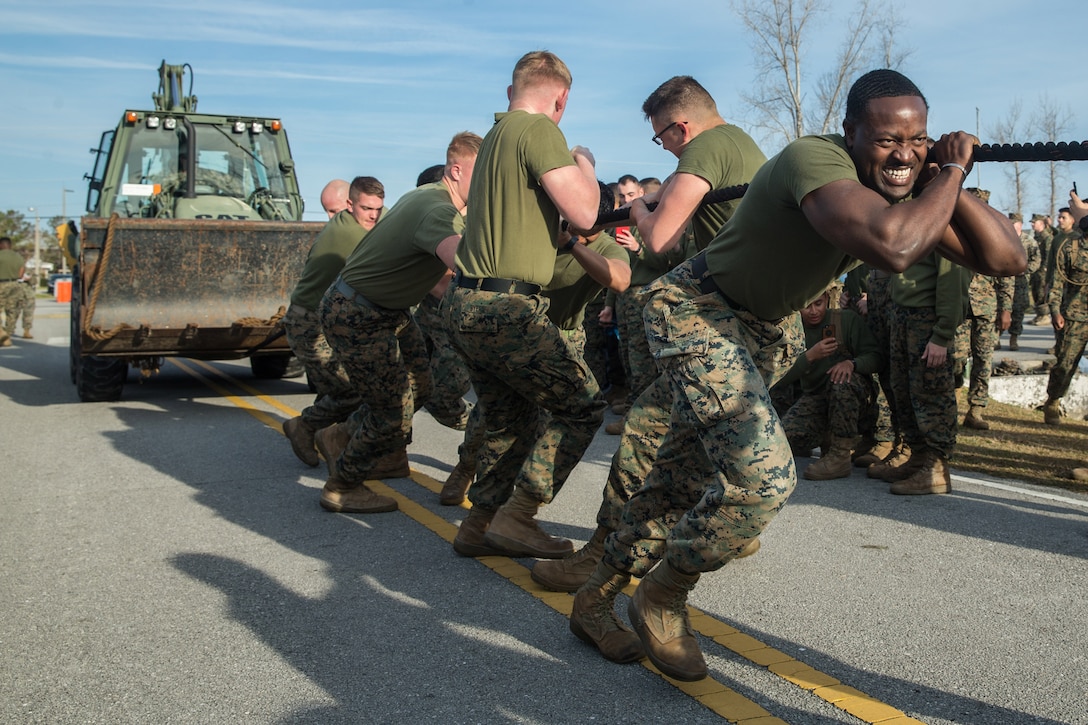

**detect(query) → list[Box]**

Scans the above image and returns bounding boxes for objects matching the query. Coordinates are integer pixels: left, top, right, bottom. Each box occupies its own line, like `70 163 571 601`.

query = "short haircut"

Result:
642 76 717 122
1059 207 1071 215
416 165 444 187
446 131 483 166
617 174 640 187
350 176 385 201
512 51 572 92
640 177 662 194
845 69 927 124
0 236 11 248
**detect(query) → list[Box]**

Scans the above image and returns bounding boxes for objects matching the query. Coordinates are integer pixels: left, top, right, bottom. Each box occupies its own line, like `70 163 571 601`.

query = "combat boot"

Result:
963 405 990 430
320 473 398 513
283 416 320 467
0 333 11 347
628 560 706 681
1009 334 1020 351
368 445 410 479
889 448 951 495
453 507 509 557
1043 399 1062 426
484 487 573 559
802 436 857 480
569 562 645 664
315 422 352 478
532 525 609 592
1031 314 1051 326
866 441 912 481
22 330 32 340
853 440 893 468
604 417 624 435
439 459 476 506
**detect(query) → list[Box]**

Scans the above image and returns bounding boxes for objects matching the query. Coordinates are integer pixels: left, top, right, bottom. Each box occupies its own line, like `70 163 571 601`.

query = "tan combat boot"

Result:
889 448 951 495
963 405 990 430
439 458 476 506
853 440 893 468
1008 334 1020 351
532 525 610 592
22 329 32 340
569 562 645 664
0 331 11 347
484 488 573 559
283 415 320 467
369 445 410 479
1043 399 1062 426
867 442 919 482
320 474 398 513
803 436 857 480
315 422 352 478
453 507 509 557
627 560 706 681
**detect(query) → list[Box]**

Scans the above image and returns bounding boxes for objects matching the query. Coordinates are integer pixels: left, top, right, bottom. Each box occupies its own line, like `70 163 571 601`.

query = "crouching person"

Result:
779 286 885 480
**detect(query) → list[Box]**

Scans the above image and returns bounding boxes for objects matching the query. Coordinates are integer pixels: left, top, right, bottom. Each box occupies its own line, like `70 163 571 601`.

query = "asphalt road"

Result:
2 299 1086 724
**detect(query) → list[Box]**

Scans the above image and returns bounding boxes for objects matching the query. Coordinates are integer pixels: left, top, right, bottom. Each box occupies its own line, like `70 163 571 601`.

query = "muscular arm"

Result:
801 132 1025 277
540 148 600 231
569 240 631 294
628 172 709 254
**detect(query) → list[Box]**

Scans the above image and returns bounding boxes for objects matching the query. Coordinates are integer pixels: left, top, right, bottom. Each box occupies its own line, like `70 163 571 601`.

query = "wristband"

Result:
941 162 968 180
561 236 579 252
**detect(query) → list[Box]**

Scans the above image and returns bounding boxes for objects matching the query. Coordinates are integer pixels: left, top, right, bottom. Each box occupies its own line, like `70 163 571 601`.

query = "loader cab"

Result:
86 111 303 222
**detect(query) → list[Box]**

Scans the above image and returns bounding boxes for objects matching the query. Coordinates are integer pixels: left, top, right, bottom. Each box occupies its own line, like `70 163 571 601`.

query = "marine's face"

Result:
844 96 929 204
1057 210 1074 232
617 180 643 204
1032 219 1045 233
348 193 384 230
801 295 829 327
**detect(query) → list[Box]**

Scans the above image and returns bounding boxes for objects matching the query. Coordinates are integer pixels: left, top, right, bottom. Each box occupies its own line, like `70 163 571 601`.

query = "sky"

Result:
1 0 1085 226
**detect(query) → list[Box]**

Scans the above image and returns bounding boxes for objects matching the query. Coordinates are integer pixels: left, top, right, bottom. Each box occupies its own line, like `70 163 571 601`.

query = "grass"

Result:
953 388 1088 494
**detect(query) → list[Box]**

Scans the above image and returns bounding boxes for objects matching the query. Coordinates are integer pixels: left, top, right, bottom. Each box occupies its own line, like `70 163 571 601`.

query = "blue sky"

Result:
1 0 1084 224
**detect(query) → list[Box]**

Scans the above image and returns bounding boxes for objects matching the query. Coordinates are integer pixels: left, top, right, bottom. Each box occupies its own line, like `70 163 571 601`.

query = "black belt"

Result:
333 276 390 311
0 278 17 283
689 252 748 312
455 273 540 296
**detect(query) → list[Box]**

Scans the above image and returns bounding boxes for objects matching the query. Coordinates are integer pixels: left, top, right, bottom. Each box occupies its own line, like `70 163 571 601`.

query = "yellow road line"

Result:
173 360 924 725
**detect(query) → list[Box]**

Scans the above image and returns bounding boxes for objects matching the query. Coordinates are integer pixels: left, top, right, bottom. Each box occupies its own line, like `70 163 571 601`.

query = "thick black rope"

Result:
593 139 1088 227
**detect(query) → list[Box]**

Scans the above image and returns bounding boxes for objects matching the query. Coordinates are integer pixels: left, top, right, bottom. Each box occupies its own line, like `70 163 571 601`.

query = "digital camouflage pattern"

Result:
1047 234 1088 400
443 286 605 510
413 295 473 431
320 287 431 483
864 272 896 442
0 281 22 336
954 273 1013 408
889 304 958 458
283 303 361 430
601 258 805 577
781 373 879 449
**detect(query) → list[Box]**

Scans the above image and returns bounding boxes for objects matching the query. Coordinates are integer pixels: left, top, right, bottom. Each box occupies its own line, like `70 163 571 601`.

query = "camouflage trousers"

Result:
443 286 605 509
781 374 878 450
582 298 624 392
1004 275 1030 337
602 257 805 577
954 311 997 408
15 283 35 332
1030 269 1049 316
0 281 22 336
1047 319 1088 400
865 272 896 442
413 295 473 430
320 288 431 483
283 303 361 430
888 304 957 458
617 283 658 406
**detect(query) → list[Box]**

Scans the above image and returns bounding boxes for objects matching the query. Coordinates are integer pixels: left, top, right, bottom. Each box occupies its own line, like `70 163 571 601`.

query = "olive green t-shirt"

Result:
341 183 464 310
289 210 368 311
675 123 767 251
0 249 25 280
544 233 630 330
891 251 969 347
455 110 577 286
705 134 862 320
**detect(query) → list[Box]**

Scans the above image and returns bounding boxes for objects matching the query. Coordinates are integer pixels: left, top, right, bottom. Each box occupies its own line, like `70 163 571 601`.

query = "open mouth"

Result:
883 167 913 185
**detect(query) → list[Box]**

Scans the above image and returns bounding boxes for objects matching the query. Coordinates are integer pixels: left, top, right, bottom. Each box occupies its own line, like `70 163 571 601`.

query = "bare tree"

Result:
733 0 909 146
1030 93 1073 217
989 99 1029 214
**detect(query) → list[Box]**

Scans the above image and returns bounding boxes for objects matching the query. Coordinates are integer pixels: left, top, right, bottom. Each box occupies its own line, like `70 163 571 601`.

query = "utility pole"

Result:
28 206 41 290
61 187 74 273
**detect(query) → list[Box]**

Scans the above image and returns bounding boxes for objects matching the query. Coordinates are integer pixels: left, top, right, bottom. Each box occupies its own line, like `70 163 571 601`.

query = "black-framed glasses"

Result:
651 121 680 146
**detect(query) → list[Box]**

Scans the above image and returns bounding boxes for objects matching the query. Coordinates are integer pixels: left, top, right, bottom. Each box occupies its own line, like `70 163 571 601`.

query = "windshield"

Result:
107 120 297 219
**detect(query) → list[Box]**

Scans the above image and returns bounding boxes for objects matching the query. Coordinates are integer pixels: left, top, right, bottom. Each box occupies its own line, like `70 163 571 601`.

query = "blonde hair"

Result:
511 51 572 93
446 131 483 166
